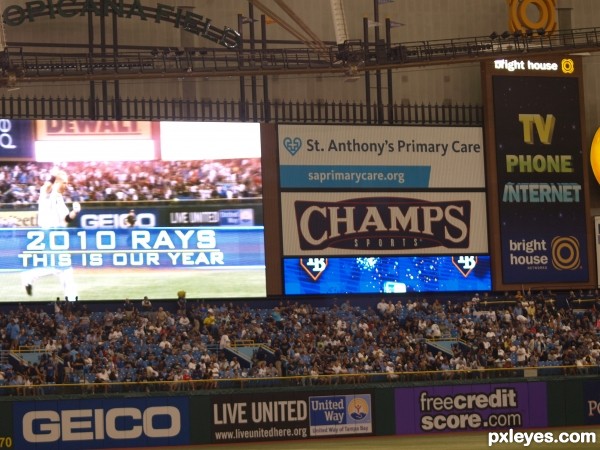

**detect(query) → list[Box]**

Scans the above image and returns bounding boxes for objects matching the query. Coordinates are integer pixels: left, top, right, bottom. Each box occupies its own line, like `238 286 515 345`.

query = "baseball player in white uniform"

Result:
22 169 81 300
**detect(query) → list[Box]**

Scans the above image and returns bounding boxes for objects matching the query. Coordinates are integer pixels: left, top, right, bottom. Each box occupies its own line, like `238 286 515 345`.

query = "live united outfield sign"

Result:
2 0 242 48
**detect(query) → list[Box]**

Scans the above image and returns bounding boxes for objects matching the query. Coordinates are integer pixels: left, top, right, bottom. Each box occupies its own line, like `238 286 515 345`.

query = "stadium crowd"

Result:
0 289 599 394
0 159 262 205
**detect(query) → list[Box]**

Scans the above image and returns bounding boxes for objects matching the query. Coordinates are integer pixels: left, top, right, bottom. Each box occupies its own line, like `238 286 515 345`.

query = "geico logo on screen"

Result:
22 406 181 443
81 213 156 228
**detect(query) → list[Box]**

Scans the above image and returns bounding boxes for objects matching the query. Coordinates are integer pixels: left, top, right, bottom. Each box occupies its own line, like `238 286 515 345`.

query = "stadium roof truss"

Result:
2 27 600 87
1 0 600 88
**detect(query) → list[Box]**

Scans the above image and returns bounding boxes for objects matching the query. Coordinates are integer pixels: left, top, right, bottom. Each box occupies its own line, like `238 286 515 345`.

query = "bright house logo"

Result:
507 236 580 272
507 0 556 34
309 394 372 437
493 59 572 73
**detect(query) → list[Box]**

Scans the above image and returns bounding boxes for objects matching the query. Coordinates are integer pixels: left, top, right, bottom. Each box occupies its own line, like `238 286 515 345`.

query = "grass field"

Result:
0 267 266 302
107 427 600 450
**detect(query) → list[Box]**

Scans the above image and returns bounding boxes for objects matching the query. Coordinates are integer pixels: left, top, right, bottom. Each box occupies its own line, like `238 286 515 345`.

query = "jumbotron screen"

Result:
283 255 491 295
0 119 265 301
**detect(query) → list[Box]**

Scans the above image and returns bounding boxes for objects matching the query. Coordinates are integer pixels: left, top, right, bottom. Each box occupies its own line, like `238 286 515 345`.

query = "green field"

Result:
0 268 266 302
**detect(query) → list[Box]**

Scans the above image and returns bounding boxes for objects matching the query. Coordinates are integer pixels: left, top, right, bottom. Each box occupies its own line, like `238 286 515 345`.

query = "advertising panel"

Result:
0 119 34 160
281 192 488 256
395 382 547 434
583 380 600 425
159 121 262 160
0 226 264 268
283 255 491 294
0 225 264 301
34 120 157 161
35 120 154 140
492 75 590 284
0 210 39 228
13 397 190 450
0 119 265 301
0 204 262 228
277 124 490 294
211 392 372 443
278 125 485 189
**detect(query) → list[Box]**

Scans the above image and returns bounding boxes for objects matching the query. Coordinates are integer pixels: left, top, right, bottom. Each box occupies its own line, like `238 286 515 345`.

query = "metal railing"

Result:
0 364 594 397
0 96 484 124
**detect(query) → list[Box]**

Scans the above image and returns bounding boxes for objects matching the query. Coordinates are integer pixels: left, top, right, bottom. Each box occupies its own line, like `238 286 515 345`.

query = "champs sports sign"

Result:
281 192 488 256
295 197 470 250
2 1 241 48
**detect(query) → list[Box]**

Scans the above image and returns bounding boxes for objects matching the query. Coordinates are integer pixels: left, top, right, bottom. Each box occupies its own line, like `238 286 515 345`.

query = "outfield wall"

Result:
1 377 598 449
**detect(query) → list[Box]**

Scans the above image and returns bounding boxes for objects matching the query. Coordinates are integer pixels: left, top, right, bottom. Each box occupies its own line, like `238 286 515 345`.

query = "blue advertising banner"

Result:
0 119 34 160
13 397 190 450
0 227 265 270
492 75 589 284
283 255 491 295
279 165 430 189
0 226 265 301
583 380 600 425
308 394 372 436
218 208 255 226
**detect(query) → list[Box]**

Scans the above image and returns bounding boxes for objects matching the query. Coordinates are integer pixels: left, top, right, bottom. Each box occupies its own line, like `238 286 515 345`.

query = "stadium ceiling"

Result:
1 27 600 87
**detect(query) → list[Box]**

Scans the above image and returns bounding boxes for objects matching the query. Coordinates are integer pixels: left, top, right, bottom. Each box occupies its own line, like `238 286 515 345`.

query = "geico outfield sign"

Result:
2 0 241 48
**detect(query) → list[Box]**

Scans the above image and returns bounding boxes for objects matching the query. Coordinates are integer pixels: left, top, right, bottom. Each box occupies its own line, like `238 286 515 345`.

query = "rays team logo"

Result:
551 236 580 270
347 397 370 421
300 257 328 280
507 0 557 34
452 256 478 277
283 137 302 155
